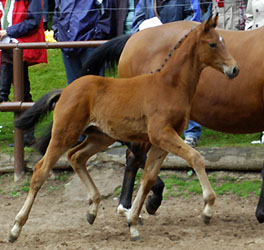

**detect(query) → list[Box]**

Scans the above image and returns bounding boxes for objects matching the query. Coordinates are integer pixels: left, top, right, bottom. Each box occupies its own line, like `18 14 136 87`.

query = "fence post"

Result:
13 48 25 181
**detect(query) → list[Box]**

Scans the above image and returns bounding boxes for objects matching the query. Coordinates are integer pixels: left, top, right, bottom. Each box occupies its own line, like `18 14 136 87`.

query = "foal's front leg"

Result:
156 126 216 224
127 146 168 240
118 142 165 216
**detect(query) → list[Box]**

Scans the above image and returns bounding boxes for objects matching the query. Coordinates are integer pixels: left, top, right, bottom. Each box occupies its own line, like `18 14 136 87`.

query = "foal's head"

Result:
196 15 239 79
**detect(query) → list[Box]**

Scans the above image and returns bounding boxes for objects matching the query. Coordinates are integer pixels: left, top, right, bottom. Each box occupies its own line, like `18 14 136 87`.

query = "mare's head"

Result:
196 15 239 79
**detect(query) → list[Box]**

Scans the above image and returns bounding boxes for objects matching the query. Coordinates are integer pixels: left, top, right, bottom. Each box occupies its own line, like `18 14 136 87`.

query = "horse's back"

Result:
119 21 199 78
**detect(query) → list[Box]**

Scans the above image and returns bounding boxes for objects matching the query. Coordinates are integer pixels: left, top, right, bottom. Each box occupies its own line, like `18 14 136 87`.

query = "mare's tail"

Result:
81 34 131 76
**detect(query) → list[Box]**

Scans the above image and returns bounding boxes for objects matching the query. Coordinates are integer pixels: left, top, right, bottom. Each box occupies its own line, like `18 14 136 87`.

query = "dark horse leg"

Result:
256 161 264 223
118 142 165 215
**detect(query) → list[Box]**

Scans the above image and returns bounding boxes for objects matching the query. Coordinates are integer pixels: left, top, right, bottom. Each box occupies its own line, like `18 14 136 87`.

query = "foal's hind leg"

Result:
9 141 66 242
67 130 114 225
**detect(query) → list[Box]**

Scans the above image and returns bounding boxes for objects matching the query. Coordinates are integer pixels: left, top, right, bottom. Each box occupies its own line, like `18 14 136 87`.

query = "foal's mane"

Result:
150 27 195 74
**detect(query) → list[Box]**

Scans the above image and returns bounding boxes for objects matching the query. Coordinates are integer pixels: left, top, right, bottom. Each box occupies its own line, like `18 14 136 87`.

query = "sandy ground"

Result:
0 166 264 250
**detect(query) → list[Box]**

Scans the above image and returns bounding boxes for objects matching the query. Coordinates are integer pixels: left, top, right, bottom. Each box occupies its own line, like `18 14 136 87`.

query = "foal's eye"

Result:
209 43 217 48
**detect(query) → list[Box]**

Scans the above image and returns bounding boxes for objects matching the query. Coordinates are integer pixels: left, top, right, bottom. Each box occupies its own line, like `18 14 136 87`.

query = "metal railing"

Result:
0 41 106 181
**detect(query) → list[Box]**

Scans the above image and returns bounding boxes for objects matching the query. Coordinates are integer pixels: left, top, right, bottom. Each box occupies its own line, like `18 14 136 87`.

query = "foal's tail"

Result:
15 89 62 155
15 89 62 130
81 34 132 76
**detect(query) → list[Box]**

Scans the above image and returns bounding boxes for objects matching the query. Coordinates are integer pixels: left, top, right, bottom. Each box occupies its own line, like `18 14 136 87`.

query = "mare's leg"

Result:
9 139 67 242
118 142 165 215
67 129 114 224
127 145 168 240
145 175 165 215
118 142 149 213
256 161 264 223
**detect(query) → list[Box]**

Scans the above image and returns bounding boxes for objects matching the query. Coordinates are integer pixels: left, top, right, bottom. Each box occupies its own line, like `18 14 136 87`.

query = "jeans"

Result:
184 120 202 140
62 48 104 85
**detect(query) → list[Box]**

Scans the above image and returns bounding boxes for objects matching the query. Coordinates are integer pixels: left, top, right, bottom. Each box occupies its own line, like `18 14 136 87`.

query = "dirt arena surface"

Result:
0 168 264 250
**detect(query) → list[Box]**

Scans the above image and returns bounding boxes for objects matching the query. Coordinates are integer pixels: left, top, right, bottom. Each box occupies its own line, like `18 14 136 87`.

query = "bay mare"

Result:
10 17 239 241
80 20 264 222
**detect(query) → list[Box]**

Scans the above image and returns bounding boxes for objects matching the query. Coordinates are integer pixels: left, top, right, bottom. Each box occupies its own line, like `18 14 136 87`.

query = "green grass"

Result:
0 48 261 154
114 170 262 200
160 173 262 198
197 129 260 147
0 171 71 198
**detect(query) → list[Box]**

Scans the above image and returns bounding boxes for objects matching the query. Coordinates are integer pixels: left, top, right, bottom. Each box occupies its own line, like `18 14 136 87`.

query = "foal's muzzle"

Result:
224 65 240 79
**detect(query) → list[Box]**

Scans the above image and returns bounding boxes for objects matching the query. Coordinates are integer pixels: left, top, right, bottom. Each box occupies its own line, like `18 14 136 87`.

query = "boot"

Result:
0 63 12 102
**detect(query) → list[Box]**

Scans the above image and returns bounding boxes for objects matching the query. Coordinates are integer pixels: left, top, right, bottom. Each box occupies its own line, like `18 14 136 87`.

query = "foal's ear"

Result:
204 14 218 32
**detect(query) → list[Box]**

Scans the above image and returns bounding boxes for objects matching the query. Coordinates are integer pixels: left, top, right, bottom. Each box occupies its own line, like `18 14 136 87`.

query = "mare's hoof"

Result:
130 236 141 241
145 195 161 215
256 211 264 224
8 233 18 243
117 204 129 215
202 214 211 225
87 213 96 225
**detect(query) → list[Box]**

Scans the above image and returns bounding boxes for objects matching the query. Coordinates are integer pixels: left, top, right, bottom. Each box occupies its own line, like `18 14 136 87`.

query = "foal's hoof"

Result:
138 217 144 226
202 214 211 225
87 213 96 225
145 195 161 215
8 233 18 243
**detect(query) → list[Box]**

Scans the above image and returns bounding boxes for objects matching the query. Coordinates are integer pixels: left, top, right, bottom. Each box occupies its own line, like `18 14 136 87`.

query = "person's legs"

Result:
0 63 12 102
23 63 33 102
184 120 202 147
62 51 83 84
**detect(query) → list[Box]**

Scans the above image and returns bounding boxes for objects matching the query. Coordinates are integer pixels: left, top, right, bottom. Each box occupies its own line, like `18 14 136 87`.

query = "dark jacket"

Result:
132 0 199 32
52 0 117 55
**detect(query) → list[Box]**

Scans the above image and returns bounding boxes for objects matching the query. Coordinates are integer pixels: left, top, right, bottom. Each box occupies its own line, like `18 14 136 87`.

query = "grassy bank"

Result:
0 49 261 154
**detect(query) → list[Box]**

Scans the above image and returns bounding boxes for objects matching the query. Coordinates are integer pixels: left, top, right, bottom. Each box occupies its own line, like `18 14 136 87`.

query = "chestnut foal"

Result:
9 16 239 241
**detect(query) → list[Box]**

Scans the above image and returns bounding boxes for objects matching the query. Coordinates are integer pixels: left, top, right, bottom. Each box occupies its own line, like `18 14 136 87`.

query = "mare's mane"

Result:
150 27 195 74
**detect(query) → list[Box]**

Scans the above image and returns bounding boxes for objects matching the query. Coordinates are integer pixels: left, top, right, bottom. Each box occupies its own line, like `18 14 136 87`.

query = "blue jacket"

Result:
132 0 200 32
52 0 116 55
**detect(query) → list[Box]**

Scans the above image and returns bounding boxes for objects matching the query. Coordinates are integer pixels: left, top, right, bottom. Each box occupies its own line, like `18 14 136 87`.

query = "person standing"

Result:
115 0 139 36
245 0 264 30
0 0 47 146
52 0 117 85
245 0 264 144
213 0 247 30
132 0 200 32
